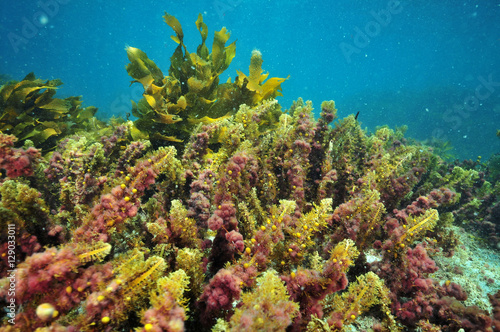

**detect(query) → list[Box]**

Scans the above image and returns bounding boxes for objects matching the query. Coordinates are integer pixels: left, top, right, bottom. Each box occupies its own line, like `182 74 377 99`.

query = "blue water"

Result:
1 0 499 159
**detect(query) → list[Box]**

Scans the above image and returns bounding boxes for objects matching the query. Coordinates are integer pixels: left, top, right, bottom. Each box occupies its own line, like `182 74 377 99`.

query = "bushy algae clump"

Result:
0 73 105 152
126 13 288 146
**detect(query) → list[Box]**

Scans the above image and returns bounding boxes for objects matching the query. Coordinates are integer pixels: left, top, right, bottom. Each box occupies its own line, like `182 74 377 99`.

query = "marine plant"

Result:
0 12 499 332
0 73 105 152
125 13 287 145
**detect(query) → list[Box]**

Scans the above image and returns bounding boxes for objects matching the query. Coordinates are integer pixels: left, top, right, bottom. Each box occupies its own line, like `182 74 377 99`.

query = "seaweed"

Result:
126 13 288 146
0 73 106 152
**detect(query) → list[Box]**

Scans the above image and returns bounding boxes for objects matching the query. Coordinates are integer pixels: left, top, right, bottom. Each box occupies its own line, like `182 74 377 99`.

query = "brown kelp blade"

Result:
195 13 209 59
125 46 164 87
164 12 184 44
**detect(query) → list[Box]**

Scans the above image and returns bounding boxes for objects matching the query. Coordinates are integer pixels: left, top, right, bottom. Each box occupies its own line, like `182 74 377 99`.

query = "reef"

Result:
0 12 500 332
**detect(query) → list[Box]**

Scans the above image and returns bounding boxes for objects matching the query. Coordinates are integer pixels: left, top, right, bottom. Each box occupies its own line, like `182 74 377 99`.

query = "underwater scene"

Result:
0 0 500 331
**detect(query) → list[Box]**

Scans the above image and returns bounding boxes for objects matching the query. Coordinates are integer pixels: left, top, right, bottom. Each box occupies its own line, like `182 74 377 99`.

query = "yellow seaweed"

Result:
125 13 287 146
0 72 105 152
77 242 112 263
152 133 184 142
246 50 264 93
154 112 182 125
164 13 184 44
125 46 163 87
212 27 231 73
187 113 231 125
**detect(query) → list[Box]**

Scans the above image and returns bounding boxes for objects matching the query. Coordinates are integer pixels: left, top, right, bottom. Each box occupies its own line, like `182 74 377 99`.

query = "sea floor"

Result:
346 225 500 331
431 225 500 311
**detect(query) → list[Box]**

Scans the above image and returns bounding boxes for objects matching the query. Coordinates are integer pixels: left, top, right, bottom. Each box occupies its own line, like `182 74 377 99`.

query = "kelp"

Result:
126 13 288 146
236 50 289 105
0 73 106 152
